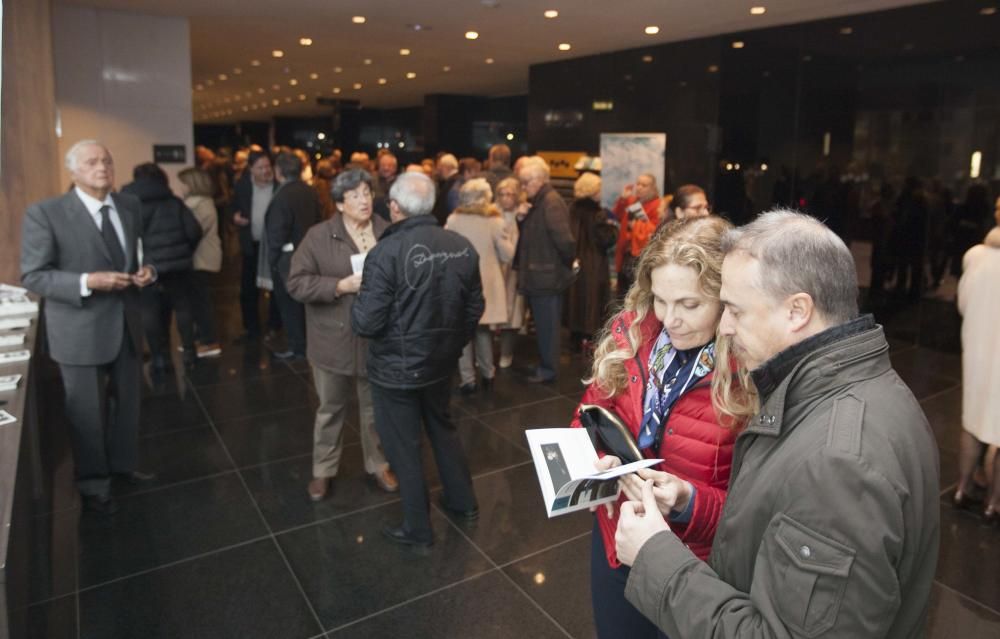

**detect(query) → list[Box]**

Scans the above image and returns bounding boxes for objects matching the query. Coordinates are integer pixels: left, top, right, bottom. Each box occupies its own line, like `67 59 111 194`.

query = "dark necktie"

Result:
99 205 127 271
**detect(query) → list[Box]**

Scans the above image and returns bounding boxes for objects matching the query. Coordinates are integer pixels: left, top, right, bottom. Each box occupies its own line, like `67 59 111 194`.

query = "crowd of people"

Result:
19 137 1000 637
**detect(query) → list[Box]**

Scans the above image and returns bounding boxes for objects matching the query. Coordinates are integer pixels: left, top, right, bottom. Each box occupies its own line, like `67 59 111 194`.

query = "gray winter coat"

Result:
625 317 940 638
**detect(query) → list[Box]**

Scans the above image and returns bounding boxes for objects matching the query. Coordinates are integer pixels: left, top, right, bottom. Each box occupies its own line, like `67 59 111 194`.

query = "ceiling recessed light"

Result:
406 72 417 79
543 10 558 18
378 78 387 85
299 37 313 46
352 16 366 24
206 79 214 86
233 68 242 74
839 26 853 35
241 106 248 112
465 31 479 40
485 57 494 64
731 41 745 49
645 26 659 35
363 58 373 65
272 50 284 58
284 97 292 103
333 87 341 93
257 87 265 93
980 7 997 15
250 59 261 66
334 66 343 73
707 64 720 73
298 93 307 101
309 72 319 80
399 48 411 55
558 43 571 51
272 99 280 106
750 6 766 15
443 65 451 72
289 79 298 86
272 84 280 90
195 84 204 91
642 55 653 63
353 82 362 89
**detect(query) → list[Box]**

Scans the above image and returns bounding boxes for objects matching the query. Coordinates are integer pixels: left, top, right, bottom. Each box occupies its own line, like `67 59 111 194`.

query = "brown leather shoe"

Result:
308 477 330 502
372 467 399 493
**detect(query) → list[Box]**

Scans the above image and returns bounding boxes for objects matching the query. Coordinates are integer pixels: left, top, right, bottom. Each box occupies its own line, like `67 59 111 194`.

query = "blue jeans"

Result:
590 521 670 639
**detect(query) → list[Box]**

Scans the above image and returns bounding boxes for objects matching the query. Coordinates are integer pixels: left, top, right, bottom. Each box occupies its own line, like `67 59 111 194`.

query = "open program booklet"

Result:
525 428 662 518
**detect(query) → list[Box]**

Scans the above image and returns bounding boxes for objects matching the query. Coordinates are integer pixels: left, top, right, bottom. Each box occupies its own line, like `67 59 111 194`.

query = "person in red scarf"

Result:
570 216 755 639
613 174 662 296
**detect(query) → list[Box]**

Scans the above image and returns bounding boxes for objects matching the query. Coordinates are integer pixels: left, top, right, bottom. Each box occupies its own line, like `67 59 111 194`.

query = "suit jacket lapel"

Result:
111 193 137 271
65 191 113 264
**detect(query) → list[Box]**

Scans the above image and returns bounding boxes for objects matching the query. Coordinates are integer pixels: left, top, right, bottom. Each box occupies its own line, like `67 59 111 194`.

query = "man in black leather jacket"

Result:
351 172 485 548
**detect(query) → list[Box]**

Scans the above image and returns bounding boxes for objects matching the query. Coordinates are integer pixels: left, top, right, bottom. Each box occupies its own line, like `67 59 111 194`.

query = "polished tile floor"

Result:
21 278 1000 639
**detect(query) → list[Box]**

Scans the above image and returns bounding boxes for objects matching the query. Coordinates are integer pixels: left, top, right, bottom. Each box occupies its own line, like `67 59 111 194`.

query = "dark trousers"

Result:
190 270 218 344
239 242 281 336
141 270 197 355
527 293 562 380
58 332 141 496
591 522 669 639
271 266 306 354
370 378 477 543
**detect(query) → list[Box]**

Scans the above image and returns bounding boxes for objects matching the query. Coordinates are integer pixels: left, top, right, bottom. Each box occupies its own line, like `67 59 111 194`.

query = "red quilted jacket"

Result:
570 310 736 567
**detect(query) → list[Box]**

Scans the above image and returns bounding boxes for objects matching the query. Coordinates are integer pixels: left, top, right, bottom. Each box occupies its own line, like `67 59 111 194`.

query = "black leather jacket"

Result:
351 215 485 389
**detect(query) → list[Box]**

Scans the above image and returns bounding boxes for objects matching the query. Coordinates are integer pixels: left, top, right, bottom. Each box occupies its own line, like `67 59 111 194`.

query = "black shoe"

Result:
438 496 480 522
381 524 433 548
459 382 477 395
480 377 494 392
82 493 119 515
114 470 157 485
525 373 555 385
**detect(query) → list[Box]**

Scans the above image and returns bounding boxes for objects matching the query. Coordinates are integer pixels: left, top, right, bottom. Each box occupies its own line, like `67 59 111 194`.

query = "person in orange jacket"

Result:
613 174 661 296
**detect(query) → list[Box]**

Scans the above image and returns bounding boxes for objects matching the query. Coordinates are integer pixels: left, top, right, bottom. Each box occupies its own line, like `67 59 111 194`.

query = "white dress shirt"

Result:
74 186 127 296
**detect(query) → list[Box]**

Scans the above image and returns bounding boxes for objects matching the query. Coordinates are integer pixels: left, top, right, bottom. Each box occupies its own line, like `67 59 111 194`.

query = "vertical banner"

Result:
599 133 666 211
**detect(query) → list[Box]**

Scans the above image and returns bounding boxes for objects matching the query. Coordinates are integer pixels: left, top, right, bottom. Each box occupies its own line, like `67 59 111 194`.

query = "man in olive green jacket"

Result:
616 211 940 638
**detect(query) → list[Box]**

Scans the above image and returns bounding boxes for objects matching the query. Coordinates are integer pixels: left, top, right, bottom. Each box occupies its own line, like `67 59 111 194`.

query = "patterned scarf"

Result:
638 328 716 450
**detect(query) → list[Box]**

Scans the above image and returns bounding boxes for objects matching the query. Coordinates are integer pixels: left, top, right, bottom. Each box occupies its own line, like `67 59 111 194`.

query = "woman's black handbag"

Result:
578 404 642 465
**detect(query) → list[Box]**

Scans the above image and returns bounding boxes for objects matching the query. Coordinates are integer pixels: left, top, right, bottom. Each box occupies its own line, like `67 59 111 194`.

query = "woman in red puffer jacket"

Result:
570 216 756 639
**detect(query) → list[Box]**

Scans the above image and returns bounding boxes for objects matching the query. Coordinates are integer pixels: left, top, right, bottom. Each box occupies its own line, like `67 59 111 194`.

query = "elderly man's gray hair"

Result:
389 172 436 218
722 209 859 324
65 140 108 172
518 156 550 182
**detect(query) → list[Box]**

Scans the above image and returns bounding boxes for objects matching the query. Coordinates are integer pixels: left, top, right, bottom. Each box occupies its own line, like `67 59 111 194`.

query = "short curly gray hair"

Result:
331 168 373 203
458 178 492 209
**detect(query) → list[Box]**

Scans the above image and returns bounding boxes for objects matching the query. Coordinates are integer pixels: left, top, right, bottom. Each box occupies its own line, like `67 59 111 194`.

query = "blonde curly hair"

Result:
585 216 757 427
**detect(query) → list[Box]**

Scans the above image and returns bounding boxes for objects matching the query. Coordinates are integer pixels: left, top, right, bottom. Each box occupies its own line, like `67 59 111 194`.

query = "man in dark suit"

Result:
264 151 322 360
229 150 279 342
20 140 157 515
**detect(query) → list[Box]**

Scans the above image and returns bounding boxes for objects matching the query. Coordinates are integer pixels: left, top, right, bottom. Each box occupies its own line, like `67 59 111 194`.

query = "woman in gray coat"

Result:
286 169 397 501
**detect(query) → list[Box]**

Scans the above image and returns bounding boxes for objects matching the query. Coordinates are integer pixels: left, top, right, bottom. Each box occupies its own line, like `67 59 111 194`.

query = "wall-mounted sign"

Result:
537 151 587 179
153 144 186 163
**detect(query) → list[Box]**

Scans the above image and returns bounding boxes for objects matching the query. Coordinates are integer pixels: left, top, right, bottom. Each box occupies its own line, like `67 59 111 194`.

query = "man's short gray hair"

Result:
722 209 858 324
65 139 108 172
389 172 436 217
518 156 550 182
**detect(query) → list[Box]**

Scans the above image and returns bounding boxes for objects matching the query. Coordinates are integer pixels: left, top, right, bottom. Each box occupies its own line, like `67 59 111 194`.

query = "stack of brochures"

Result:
0 374 21 392
0 284 38 316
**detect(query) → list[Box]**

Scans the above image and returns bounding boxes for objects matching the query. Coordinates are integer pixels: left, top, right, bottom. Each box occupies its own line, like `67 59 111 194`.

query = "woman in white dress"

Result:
955 196 1000 522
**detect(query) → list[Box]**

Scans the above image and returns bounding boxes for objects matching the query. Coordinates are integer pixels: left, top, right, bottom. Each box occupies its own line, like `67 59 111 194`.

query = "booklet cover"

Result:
0 374 21 392
525 428 662 518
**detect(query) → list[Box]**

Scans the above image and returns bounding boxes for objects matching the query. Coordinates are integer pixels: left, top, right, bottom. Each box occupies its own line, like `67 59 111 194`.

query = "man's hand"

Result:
619 468 693 517
233 212 250 227
336 273 363 295
621 183 634 199
86 272 132 291
615 479 671 566
131 265 156 288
